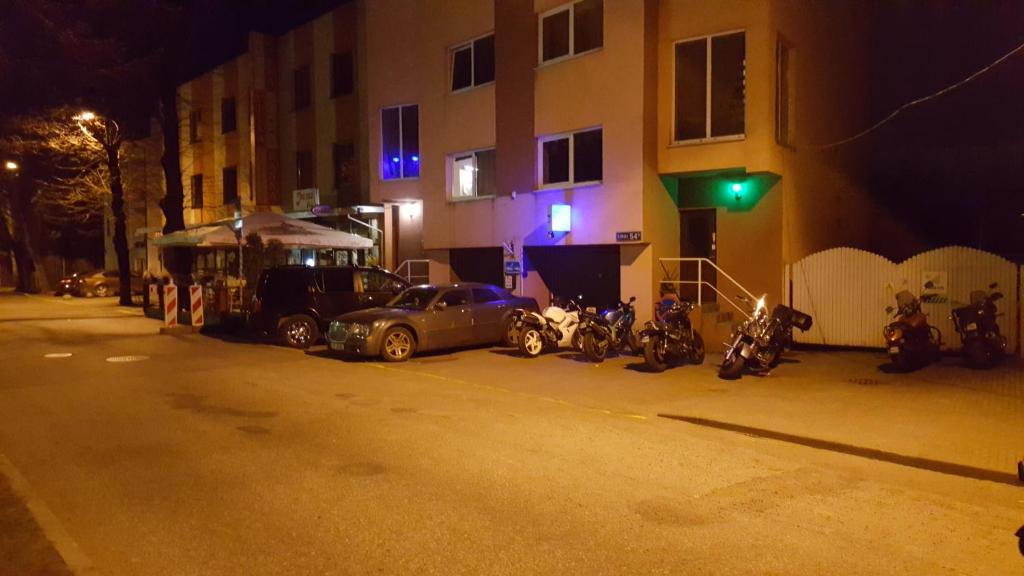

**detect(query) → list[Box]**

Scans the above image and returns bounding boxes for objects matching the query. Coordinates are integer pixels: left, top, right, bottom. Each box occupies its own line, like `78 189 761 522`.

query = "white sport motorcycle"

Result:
513 300 584 358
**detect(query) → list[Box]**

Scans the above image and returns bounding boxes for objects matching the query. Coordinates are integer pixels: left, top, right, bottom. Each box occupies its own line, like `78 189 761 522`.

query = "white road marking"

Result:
43 353 73 359
0 453 94 574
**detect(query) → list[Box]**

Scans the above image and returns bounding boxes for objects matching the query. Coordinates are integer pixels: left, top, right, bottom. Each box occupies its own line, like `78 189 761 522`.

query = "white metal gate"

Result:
787 246 1020 353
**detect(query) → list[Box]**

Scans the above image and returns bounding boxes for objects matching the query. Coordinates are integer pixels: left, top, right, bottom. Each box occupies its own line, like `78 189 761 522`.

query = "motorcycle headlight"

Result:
754 296 767 317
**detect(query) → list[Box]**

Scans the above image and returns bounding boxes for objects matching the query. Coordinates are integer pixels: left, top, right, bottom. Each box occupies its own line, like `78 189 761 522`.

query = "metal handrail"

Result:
658 257 758 319
395 259 430 284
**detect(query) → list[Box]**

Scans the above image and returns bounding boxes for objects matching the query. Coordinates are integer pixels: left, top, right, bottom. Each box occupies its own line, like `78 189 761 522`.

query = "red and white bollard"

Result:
189 285 204 327
163 284 178 328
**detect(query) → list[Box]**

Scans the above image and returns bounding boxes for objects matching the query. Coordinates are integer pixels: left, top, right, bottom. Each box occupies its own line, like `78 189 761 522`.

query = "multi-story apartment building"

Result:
151 0 896 327
361 0 890 324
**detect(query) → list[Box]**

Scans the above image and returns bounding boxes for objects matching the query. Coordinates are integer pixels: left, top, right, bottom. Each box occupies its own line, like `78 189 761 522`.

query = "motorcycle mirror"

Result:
991 292 1004 301
629 296 636 303
885 306 895 314
989 282 999 290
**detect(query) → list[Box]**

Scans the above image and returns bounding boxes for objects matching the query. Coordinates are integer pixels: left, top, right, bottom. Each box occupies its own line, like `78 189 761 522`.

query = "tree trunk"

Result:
157 85 190 283
1 179 40 293
106 135 132 306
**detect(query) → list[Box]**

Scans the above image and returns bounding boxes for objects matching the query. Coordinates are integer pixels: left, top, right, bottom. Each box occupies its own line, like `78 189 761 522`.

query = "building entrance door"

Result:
679 208 717 303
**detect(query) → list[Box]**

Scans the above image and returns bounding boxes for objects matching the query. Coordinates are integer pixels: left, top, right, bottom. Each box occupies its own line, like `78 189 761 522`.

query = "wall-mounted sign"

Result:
551 204 571 232
504 274 516 290
292 188 320 212
311 204 333 216
920 270 948 303
615 231 642 242
504 260 522 275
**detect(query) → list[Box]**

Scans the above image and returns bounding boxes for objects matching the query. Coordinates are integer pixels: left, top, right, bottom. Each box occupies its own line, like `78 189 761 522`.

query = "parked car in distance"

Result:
73 270 143 297
251 265 410 349
327 283 539 362
54 271 90 296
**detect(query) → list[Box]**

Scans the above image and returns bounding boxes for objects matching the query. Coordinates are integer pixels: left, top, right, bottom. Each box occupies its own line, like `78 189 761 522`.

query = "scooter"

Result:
578 297 640 363
951 283 1005 369
719 294 813 379
640 300 705 372
516 300 583 358
883 290 941 372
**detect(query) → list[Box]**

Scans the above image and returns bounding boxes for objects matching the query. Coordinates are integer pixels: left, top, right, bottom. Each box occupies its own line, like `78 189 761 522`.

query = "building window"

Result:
673 31 745 142
539 127 602 187
334 143 356 204
294 66 311 110
540 0 603 64
450 34 495 92
450 148 496 200
380 105 419 180
190 174 204 208
223 167 238 206
296 150 314 189
331 52 354 97
221 97 236 133
189 110 201 143
776 38 794 146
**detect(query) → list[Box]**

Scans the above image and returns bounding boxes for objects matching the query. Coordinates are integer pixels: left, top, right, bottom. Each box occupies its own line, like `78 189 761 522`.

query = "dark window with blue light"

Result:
381 105 419 180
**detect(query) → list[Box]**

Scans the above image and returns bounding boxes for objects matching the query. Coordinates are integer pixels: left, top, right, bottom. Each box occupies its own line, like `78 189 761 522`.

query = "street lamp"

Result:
3 160 18 172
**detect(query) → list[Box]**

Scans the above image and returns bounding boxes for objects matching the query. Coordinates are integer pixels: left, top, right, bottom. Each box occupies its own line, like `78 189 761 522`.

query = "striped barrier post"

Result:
163 284 178 328
189 285 204 327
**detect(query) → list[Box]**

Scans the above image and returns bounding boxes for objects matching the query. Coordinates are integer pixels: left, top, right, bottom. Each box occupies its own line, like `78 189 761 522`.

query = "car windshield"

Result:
386 287 439 310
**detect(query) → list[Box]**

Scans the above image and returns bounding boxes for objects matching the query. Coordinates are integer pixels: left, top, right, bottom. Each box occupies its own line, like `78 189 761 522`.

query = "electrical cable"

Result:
808 38 1024 150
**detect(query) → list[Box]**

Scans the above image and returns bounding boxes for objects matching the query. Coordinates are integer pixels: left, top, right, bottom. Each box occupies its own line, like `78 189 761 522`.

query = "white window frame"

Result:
447 147 496 202
537 0 603 67
536 126 603 190
670 29 746 146
379 104 419 182
449 32 495 94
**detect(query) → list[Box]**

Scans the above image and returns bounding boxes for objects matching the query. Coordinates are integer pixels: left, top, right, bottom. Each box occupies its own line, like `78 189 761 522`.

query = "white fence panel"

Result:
899 247 1018 353
789 248 896 347
789 246 1020 352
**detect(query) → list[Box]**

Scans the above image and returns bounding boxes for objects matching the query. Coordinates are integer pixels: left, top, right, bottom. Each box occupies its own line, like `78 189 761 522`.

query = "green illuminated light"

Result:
731 183 743 193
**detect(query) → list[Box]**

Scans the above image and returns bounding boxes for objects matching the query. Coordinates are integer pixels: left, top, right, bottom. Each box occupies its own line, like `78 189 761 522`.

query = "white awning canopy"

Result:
154 212 374 250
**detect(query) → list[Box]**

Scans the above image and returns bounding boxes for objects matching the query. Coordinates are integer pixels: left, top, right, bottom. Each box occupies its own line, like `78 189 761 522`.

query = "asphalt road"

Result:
0 292 1021 575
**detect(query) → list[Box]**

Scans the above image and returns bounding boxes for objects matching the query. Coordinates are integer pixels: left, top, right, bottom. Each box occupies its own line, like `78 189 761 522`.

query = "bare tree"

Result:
4 107 134 303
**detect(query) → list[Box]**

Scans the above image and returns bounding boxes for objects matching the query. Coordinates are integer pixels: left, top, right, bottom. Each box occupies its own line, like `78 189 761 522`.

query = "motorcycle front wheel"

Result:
718 351 745 380
571 329 584 352
643 336 669 372
583 332 609 363
688 331 706 365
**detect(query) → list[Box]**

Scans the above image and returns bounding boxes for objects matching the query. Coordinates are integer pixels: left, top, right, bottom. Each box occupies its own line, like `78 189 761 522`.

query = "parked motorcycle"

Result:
951 283 1005 369
719 294 813 379
883 290 941 371
578 297 640 363
640 300 705 372
516 300 583 358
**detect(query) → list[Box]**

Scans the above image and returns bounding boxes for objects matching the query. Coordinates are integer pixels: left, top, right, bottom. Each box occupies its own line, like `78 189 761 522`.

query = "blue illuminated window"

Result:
381 105 419 180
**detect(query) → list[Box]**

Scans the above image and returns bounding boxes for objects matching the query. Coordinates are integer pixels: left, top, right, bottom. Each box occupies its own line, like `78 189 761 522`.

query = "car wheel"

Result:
519 326 544 358
93 284 109 297
381 327 415 362
500 317 519 347
278 314 320 349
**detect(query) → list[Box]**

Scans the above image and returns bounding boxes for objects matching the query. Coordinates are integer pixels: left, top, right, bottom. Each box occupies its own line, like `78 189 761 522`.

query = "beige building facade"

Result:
152 0 896 328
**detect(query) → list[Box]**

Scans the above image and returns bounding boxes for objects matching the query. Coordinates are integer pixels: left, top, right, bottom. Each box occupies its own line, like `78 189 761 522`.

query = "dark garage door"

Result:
524 245 620 310
450 247 504 287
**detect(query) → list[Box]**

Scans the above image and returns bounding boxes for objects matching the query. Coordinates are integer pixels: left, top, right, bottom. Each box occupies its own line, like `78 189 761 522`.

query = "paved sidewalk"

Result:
650 349 1024 483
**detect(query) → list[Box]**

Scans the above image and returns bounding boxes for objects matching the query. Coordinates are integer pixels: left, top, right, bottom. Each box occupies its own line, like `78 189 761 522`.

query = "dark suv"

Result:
251 266 410 348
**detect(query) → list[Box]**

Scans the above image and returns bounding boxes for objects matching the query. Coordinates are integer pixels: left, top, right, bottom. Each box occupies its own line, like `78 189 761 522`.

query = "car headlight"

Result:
350 323 371 337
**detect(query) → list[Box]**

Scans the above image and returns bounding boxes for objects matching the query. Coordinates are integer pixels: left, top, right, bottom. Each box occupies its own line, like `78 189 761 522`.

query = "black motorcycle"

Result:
640 301 705 372
719 295 812 379
578 297 640 363
952 284 1005 369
